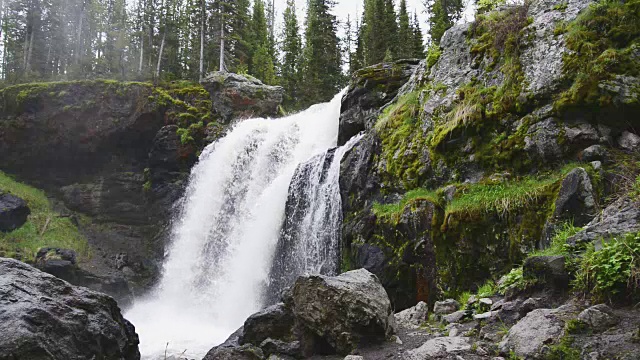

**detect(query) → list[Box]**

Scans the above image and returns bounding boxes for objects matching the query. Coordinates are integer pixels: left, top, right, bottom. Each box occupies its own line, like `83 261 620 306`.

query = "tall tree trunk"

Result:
219 13 224 72
156 30 165 78
138 30 144 74
76 5 84 64
26 29 34 73
199 0 205 81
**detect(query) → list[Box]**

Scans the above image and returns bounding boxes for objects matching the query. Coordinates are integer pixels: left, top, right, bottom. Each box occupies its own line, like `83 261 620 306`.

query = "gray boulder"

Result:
201 72 284 123
499 304 578 358
405 337 472 359
442 310 468 324
618 131 640 152
577 304 620 332
0 192 30 232
568 196 640 246
395 301 429 328
524 118 564 161
552 167 597 227
0 258 139 360
291 269 396 355
433 299 461 315
581 145 608 162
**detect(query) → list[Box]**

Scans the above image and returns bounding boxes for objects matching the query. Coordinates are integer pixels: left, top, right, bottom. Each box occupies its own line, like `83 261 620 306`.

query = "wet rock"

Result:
258 339 300 358
34 247 78 280
405 337 472 359
201 72 284 123
564 122 612 148
552 167 597 227
241 303 296 347
0 258 139 360
339 60 420 146
618 131 640 152
523 255 569 290
395 301 429 328
203 344 265 360
0 193 30 232
292 269 396 355
434 299 461 315
577 304 619 332
568 197 640 245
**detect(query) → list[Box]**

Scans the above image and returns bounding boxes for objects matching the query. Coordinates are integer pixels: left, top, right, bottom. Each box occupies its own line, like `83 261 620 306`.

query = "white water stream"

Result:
125 91 356 359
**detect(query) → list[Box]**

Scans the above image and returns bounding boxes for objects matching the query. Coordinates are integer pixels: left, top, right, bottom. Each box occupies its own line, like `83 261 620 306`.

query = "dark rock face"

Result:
0 258 140 360
201 72 284 123
203 344 264 360
338 60 420 146
523 256 569 291
552 167 597 227
0 192 30 232
212 269 395 358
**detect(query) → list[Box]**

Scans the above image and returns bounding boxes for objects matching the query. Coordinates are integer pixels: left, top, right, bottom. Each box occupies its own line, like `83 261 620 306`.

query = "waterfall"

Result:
125 91 356 359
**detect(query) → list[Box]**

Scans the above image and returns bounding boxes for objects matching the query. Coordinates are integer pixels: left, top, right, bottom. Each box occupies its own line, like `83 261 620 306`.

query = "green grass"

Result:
531 222 582 257
372 188 442 219
446 175 559 219
0 171 89 262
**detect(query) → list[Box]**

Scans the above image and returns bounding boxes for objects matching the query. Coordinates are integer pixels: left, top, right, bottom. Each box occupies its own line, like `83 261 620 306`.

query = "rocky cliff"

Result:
0 74 283 305
339 0 639 310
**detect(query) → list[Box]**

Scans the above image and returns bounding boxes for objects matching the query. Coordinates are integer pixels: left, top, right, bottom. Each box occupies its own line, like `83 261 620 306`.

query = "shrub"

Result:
575 232 640 303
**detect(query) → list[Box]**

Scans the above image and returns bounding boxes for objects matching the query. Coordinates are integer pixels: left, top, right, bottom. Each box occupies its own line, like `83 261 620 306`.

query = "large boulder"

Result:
405 337 472 359
499 304 578 358
291 269 396 355
0 258 140 360
0 192 30 232
201 72 284 123
240 303 297 348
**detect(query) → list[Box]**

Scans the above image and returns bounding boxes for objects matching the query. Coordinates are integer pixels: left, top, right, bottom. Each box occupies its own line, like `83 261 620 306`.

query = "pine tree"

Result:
397 0 412 59
412 12 425 58
249 0 275 84
280 0 301 107
425 0 463 44
382 0 398 59
301 0 343 107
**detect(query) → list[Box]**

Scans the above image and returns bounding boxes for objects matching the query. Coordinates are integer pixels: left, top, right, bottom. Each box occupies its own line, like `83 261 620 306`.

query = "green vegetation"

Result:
373 188 442 220
0 171 89 262
426 45 443 69
565 319 589 335
544 334 581 360
556 0 640 110
575 232 640 303
446 175 558 220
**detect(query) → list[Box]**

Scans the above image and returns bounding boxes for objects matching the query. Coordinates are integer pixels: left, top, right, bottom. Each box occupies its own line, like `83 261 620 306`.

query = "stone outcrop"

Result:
0 258 140 360
201 72 284 123
0 192 30 232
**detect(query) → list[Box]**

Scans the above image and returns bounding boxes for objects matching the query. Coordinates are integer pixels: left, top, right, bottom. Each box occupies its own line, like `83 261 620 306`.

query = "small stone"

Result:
467 295 478 305
479 298 493 306
449 326 461 337
442 310 467 324
476 346 489 356
590 161 602 171
395 301 429 327
474 311 497 320
434 299 461 315
344 356 364 360
491 299 505 311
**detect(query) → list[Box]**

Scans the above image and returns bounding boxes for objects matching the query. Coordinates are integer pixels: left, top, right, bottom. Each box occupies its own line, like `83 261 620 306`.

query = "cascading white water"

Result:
125 91 352 359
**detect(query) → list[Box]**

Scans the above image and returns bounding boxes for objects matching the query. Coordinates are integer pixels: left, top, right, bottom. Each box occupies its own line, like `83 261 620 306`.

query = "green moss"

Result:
552 2 568 11
555 0 640 110
426 45 442 69
544 334 581 360
373 188 442 220
0 171 89 262
565 319 589 335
